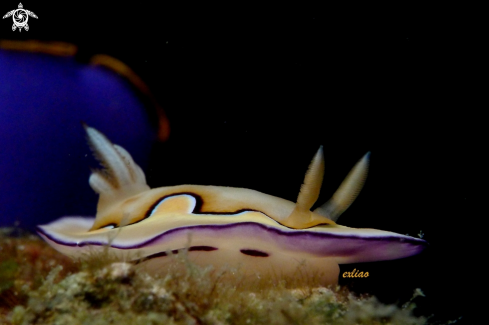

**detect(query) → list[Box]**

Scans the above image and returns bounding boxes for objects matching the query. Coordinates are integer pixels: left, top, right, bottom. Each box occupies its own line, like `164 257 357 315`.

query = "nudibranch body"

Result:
38 125 428 284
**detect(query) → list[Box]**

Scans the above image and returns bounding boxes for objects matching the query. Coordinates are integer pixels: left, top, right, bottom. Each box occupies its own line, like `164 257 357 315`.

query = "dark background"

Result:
1 2 477 324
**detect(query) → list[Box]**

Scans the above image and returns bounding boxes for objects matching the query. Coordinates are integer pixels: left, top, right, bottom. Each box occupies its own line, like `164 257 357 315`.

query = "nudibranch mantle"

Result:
38 125 427 284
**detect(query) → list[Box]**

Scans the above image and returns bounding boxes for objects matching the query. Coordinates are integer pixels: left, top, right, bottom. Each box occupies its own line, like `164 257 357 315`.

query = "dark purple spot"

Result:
139 246 218 262
240 249 269 257
189 246 218 252
145 249 179 259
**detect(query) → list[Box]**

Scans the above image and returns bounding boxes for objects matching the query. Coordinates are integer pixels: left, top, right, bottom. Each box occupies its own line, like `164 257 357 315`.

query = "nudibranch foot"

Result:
134 249 341 286
37 125 428 285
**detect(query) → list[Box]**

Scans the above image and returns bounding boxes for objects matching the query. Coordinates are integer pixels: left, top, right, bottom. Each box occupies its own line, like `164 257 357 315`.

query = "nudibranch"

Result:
38 125 428 284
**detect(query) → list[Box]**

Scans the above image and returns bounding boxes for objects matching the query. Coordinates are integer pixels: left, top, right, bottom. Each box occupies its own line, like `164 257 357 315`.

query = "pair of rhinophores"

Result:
38 125 428 284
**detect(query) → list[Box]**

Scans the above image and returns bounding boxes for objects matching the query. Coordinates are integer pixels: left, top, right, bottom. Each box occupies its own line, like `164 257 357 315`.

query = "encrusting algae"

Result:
0 229 443 325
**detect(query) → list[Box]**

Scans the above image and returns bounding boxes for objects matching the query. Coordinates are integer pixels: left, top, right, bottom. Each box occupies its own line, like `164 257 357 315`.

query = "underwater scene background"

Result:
0 2 476 324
